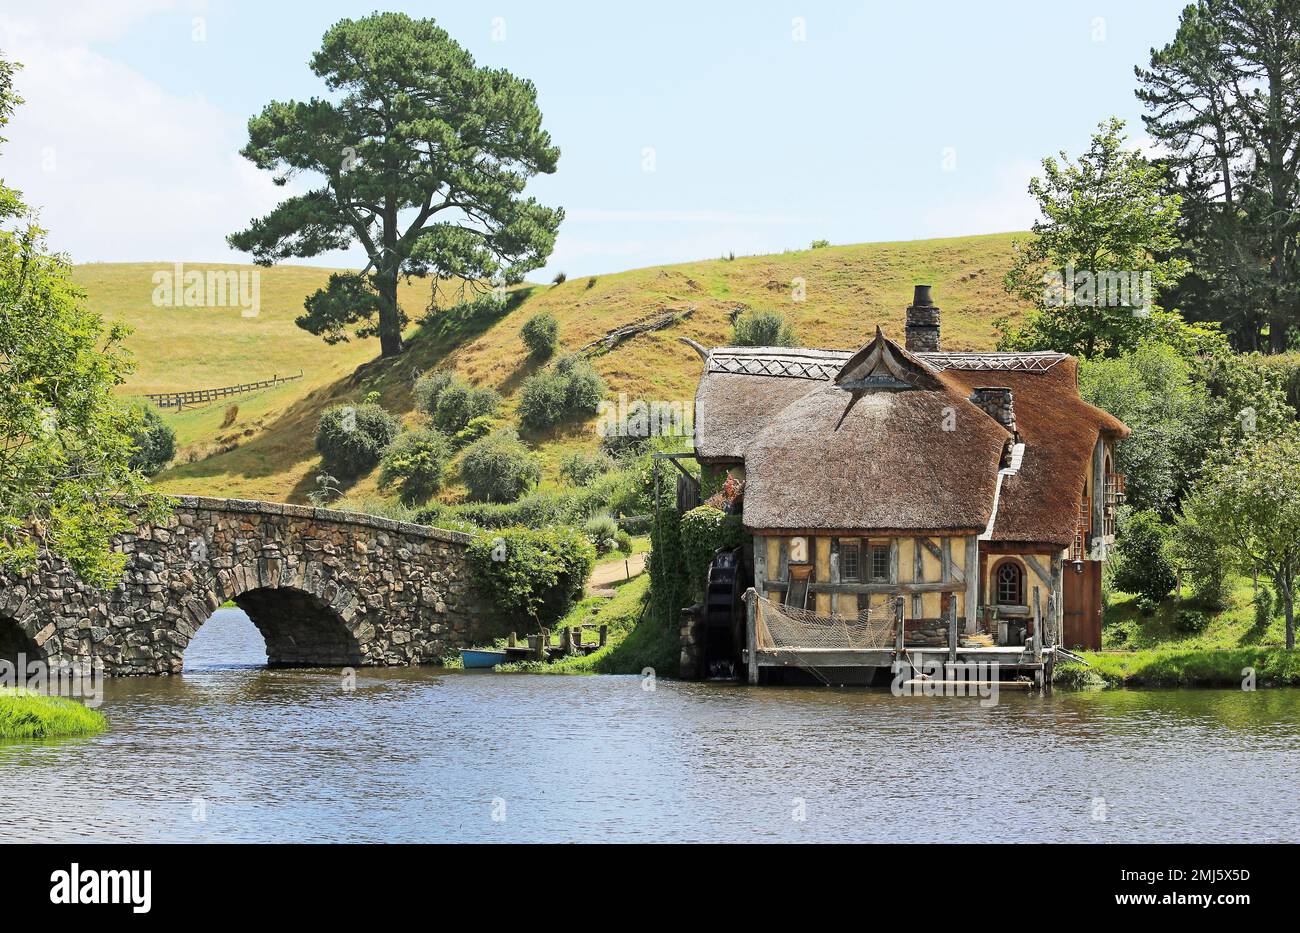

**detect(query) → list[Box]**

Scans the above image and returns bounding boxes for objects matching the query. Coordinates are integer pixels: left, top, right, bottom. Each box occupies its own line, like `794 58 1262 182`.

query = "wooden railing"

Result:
144 370 303 409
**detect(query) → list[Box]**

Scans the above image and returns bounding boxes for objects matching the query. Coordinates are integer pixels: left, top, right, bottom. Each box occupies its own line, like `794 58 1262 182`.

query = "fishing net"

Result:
753 594 897 650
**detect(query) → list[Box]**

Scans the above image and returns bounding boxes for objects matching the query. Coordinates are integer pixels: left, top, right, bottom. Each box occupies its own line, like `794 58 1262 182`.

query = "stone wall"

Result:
0 497 497 675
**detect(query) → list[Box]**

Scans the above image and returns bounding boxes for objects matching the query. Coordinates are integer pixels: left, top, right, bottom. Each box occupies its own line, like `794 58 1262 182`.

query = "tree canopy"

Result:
229 13 563 357
0 57 166 587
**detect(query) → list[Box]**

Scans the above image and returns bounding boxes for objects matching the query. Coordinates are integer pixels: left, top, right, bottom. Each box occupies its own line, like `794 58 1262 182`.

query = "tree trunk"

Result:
376 263 403 358
377 199 404 358
1285 592 1295 652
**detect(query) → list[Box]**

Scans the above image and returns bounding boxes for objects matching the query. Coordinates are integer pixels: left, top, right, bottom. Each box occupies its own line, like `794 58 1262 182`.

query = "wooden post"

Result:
1032 586 1043 664
598 624 608 647
560 627 573 654
948 599 958 666
745 588 759 685
894 595 905 655
508 632 517 648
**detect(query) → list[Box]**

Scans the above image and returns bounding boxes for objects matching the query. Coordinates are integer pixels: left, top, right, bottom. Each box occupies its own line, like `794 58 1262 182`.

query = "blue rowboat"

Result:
460 649 507 669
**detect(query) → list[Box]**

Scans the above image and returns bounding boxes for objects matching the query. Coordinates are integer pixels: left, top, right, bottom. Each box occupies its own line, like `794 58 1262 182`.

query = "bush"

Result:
1254 585 1277 631
560 450 612 486
453 415 498 449
520 312 559 359
378 429 452 504
584 514 620 555
517 354 607 429
614 529 634 556
1112 509 1177 603
315 402 400 479
460 429 541 503
127 402 176 476
413 369 458 418
466 525 596 627
551 271 567 285
1170 513 1230 609
433 380 501 434
731 309 797 347
679 505 745 598
810 239 831 249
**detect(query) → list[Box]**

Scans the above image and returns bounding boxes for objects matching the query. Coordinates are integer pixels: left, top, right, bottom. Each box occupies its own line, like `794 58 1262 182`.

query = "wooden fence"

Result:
144 371 303 410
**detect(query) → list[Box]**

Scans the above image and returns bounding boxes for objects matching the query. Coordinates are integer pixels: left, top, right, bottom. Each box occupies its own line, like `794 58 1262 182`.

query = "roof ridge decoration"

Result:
833 326 942 391
703 345 1069 379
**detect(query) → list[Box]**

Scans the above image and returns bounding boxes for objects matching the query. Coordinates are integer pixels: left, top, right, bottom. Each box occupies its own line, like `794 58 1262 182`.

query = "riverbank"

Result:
0 689 107 740
1057 647 1300 688
494 575 677 676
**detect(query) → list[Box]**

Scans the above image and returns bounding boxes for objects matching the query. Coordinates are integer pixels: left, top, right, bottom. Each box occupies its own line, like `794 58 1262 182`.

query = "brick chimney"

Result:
970 386 1017 433
905 284 940 352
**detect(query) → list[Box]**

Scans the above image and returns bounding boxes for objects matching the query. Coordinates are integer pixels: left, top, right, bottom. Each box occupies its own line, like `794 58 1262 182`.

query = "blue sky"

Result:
0 0 1189 278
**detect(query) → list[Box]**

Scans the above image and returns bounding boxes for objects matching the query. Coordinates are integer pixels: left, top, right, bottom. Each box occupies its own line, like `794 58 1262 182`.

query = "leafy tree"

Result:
466 525 594 627
1079 344 1210 514
378 429 452 504
1111 509 1178 602
228 13 562 357
0 57 166 587
1136 0 1300 352
731 309 797 347
459 429 540 503
999 118 1190 358
520 311 559 359
315 402 400 479
127 402 177 476
1181 431 1300 648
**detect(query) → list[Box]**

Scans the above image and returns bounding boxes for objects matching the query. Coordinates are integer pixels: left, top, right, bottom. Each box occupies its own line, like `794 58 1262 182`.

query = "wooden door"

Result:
1062 561 1102 649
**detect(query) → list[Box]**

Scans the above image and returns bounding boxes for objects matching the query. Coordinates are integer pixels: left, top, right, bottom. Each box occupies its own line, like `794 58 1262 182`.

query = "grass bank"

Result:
1056 574 1299 688
0 689 107 740
1057 648 1300 688
494 574 678 677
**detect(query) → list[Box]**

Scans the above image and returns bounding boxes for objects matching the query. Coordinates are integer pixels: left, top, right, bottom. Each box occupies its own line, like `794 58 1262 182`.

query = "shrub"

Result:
560 450 612 486
520 311 559 359
810 239 831 249
584 514 620 555
1170 513 1230 609
1254 585 1277 631
731 309 797 347
413 369 458 418
466 525 596 627
517 354 606 430
460 429 541 503
433 380 501 434
1174 609 1211 634
679 505 744 598
453 415 498 449
551 271 567 285
330 495 419 524
127 402 176 476
1112 509 1177 603
614 529 634 556
378 429 452 504
315 402 400 479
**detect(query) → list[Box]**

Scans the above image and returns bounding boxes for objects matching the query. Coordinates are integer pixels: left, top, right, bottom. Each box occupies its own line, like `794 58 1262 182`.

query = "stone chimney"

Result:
905 284 940 352
970 386 1017 433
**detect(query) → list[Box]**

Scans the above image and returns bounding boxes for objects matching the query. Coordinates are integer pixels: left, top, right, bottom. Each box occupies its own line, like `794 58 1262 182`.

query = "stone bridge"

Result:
0 497 499 675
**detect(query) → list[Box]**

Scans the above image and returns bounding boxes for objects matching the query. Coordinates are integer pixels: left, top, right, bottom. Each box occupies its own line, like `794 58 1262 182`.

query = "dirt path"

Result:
587 553 647 593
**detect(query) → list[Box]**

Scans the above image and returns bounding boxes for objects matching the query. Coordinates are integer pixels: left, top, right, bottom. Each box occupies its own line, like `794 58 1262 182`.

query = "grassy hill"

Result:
76 232 1032 503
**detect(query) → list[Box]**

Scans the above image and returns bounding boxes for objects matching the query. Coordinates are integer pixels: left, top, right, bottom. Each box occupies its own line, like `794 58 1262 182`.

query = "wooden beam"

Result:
746 589 758 685
912 537 924 620
1024 554 1053 588
808 581 965 595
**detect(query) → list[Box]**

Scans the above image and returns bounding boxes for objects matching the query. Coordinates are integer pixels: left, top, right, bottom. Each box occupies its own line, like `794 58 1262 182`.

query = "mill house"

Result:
679 286 1128 685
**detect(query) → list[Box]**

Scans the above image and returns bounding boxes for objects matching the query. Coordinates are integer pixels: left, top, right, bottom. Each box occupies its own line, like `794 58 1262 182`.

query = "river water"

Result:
2 608 1298 843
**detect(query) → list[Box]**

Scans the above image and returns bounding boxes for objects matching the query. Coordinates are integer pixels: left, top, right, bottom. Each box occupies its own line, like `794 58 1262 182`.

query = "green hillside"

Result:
77 232 1032 503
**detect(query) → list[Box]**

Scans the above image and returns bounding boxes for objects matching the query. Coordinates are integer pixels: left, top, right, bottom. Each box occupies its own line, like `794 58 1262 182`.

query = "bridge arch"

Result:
188 585 363 668
0 612 41 668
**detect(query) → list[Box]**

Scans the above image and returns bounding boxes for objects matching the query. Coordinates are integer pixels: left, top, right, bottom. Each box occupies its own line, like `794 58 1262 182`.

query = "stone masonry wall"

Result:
0 497 497 675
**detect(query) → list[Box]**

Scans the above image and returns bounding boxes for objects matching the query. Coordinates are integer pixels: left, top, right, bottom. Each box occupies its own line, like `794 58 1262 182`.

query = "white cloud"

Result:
0 3 294 265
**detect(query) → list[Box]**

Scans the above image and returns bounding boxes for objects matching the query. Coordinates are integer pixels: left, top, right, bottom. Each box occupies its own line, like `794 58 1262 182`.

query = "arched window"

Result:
993 559 1024 606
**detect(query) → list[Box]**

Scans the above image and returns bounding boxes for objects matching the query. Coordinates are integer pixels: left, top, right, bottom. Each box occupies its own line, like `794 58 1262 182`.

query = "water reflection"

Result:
1 609 1297 842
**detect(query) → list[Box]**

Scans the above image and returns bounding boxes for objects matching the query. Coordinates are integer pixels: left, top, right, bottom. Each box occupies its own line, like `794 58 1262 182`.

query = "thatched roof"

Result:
692 333 1129 544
